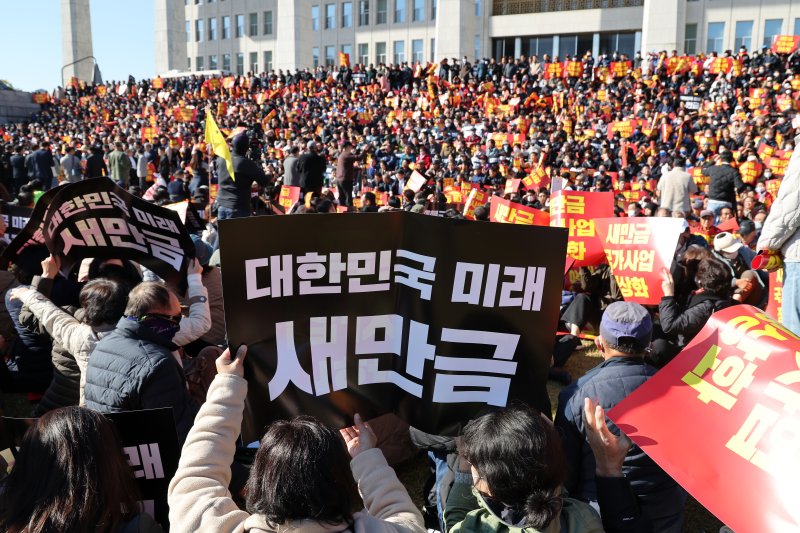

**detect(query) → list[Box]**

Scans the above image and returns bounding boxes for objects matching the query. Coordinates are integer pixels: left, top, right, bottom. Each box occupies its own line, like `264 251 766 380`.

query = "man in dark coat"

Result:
335 141 359 207
31 142 55 190
297 141 327 197
556 301 686 533
703 152 744 220
85 145 108 179
215 132 270 220
9 145 28 194
84 281 200 444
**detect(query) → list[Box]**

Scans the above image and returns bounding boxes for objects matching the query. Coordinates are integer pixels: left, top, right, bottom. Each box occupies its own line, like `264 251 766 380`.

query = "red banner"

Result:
172 106 198 123
489 196 551 226
609 305 800 533
767 150 793 177
594 217 683 304
278 185 301 212
771 34 800 54
550 191 614 267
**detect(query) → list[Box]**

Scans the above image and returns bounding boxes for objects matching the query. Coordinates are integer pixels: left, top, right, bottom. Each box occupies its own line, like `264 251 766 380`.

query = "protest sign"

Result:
771 34 800 54
407 170 427 193
3 408 178 528
463 188 489 220
503 178 521 195
165 201 205 234
609 305 800 533
0 181 194 284
37 179 195 284
278 185 301 212
218 212 568 439
489 196 550 226
679 95 703 111
0 204 33 244
594 217 683 305
550 190 614 267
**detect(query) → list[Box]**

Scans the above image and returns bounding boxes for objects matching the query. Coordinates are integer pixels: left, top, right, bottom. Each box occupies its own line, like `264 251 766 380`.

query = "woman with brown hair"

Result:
0 407 162 532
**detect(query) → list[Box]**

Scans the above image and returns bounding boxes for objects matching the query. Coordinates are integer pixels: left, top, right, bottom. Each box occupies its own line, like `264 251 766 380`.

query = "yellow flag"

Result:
205 110 235 182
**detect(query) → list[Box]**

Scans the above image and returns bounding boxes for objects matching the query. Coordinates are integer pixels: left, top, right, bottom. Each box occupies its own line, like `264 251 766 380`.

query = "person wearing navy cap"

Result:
556 301 686 533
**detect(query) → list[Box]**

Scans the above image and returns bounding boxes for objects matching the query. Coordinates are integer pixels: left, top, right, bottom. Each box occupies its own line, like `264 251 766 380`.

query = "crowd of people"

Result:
0 42 799 532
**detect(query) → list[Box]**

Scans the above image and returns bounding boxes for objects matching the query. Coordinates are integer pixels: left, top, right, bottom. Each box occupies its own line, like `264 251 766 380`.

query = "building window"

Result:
249 13 258 37
186 20 191 42
222 53 231 71
359 0 369 25
313 47 320 67
325 3 335 29
706 22 724 53
209 54 218 69
236 52 244 74
763 19 783 48
342 2 353 27
430 38 435 61
523 35 553 57
312 5 320 30
413 0 423 21
393 40 405 63
195 19 204 42
598 32 635 58
684 23 697 54
474 35 481 60
196 56 204 70
376 0 387 24
264 51 273 71
358 43 369 64
734 21 753 51
250 51 258 73
235 14 244 38
475 0 481 17
187 57 191 70
431 0 437 19
410 39 423 63
222 16 230 39
263 11 273 34
795 18 800 37
325 45 335 66
376 41 387 63
395 0 405 23
208 17 217 40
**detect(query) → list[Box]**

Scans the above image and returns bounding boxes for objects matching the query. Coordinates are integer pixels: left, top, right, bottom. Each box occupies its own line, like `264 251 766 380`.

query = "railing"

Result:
493 0 644 15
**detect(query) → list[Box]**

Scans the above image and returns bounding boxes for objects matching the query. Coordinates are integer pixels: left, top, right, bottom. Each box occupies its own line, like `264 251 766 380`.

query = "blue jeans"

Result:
783 262 800 337
428 450 449 532
217 205 249 220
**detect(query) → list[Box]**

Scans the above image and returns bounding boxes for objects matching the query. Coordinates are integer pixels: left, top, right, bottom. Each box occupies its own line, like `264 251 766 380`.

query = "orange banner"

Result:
489 196 550 226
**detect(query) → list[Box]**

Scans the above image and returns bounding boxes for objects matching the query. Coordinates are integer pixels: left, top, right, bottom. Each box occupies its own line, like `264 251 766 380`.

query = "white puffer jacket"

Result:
758 136 800 262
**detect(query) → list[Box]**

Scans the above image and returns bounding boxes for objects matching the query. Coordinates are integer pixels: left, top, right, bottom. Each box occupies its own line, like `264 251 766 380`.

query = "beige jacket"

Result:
167 374 426 533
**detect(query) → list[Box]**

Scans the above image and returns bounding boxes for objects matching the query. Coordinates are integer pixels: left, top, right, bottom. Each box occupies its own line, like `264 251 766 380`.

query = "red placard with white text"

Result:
609 305 800 533
594 217 683 304
489 196 550 226
549 190 614 267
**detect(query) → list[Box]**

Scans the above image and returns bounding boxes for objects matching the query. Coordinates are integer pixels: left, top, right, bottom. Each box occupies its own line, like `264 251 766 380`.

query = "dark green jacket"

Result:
444 480 604 533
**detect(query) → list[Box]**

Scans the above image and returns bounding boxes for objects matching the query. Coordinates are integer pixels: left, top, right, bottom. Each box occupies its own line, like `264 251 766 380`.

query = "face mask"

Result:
134 315 182 342
756 186 766 193
754 221 763 230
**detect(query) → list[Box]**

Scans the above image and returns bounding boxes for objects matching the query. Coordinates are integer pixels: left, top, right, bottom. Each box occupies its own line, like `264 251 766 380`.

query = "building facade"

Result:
156 0 800 75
